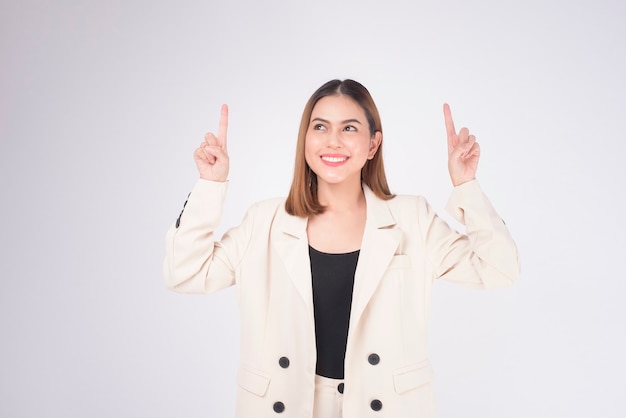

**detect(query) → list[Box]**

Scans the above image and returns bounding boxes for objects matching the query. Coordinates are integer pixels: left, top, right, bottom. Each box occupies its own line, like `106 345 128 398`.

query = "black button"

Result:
273 402 285 413
279 357 290 369
370 399 383 411
368 353 380 365
337 383 344 394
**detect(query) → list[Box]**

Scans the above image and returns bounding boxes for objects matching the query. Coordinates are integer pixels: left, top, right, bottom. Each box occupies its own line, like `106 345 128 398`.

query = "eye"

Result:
313 123 326 131
344 125 357 132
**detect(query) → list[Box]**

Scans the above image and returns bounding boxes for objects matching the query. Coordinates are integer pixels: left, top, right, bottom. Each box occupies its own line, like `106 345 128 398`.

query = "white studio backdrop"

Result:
1 0 624 416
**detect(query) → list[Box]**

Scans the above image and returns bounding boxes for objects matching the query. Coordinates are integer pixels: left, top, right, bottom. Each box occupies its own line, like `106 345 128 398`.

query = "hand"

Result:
444 103 480 187
194 104 229 182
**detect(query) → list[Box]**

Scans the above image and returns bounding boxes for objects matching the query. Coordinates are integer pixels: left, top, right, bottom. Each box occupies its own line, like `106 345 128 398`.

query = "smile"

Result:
321 155 348 163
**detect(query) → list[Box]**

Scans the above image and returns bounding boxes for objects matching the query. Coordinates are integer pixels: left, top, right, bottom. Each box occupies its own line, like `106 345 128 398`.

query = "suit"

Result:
164 179 520 417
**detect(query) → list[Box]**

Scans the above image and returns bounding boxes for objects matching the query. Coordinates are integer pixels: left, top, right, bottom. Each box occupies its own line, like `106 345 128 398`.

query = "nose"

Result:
327 128 342 148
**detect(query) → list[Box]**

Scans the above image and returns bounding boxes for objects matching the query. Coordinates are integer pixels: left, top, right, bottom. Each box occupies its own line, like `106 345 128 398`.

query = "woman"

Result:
164 79 520 418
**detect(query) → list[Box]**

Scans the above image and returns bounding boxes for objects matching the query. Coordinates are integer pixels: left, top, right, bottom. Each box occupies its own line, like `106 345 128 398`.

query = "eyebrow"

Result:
311 117 363 125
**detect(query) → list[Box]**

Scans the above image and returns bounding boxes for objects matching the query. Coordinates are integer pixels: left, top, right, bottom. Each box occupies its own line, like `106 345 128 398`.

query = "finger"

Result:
449 135 473 158
450 141 468 161
466 141 480 157
194 146 204 161
194 145 216 164
458 127 470 144
204 144 228 163
217 104 229 151
443 103 457 148
201 145 217 164
461 134 475 155
197 140 217 163
205 132 218 147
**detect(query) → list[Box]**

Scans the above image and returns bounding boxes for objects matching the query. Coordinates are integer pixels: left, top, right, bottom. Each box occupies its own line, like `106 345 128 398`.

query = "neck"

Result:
316 177 365 212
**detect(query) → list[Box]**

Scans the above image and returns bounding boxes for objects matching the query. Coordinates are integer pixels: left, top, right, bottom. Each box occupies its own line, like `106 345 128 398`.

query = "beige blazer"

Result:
164 179 520 418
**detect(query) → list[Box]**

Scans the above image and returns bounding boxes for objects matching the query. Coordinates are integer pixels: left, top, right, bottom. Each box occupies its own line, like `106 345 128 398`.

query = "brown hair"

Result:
285 79 394 217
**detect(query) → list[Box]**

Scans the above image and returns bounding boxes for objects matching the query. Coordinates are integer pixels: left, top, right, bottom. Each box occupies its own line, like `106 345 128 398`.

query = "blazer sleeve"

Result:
423 180 520 289
163 179 253 294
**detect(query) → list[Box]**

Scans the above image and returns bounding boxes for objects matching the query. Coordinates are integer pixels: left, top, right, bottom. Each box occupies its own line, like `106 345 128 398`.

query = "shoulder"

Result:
250 197 286 212
364 185 435 224
386 193 431 213
239 196 306 240
383 194 440 229
245 196 287 217
364 185 429 211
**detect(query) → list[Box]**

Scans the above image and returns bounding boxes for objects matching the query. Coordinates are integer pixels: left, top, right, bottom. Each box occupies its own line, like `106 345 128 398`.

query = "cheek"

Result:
304 132 323 152
348 137 372 155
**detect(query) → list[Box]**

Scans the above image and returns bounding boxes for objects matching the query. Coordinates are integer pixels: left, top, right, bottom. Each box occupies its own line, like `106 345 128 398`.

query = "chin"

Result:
315 174 360 187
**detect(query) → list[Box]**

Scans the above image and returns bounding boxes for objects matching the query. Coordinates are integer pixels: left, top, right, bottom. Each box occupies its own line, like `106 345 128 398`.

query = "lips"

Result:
321 155 347 163
320 154 349 166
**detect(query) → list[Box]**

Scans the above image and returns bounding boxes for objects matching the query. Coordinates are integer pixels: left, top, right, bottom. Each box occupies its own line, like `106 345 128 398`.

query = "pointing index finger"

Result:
218 104 229 150
443 103 457 149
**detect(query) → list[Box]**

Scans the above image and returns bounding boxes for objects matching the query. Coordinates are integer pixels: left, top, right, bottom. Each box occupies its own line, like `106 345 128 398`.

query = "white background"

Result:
1 0 625 416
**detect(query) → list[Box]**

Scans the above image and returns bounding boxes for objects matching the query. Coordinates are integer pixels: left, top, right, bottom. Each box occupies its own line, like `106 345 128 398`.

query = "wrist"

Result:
452 176 476 187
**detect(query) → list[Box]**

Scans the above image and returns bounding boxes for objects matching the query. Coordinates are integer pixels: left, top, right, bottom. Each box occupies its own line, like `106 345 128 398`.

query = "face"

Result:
304 95 381 188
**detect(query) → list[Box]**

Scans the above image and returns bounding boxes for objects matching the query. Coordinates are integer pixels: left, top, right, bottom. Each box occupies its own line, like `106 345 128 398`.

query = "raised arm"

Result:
421 104 519 289
164 105 246 294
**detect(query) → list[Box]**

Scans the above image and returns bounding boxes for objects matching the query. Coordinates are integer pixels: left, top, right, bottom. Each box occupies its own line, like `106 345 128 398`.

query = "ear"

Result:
368 131 382 160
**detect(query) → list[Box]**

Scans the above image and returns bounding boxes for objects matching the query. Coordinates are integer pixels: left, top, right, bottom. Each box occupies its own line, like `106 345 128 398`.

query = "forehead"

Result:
310 95 366 121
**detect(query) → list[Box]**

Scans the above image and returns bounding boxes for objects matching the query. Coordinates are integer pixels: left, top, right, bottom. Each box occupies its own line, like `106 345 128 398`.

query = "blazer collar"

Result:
273 185 401 330
350 185 401 334
363 184 397 229
276 184 396 232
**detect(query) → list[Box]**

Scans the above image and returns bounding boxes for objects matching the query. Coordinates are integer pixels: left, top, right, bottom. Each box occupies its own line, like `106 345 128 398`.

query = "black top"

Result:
309 245 360 379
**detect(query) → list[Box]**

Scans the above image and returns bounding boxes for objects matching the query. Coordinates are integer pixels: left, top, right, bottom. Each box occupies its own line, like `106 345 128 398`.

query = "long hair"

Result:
285 79 394 217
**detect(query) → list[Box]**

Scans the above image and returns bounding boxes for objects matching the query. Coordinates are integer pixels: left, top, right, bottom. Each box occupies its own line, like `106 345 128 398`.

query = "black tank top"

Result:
309 245 360 379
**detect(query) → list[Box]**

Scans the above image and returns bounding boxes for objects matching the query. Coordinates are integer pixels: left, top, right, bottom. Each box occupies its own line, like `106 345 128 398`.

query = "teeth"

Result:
322 156 347 163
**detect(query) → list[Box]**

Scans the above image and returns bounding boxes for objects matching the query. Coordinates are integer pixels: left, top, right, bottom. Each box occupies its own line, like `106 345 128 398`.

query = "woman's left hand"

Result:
444 103 480 187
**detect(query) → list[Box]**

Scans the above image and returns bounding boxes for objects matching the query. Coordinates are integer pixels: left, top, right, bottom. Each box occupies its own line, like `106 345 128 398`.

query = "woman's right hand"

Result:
194 104 229 182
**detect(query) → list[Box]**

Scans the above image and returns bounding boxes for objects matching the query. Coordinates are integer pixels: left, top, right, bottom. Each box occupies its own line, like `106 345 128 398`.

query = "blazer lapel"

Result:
349 186 401 332
271 187 400 332
272 210 314 320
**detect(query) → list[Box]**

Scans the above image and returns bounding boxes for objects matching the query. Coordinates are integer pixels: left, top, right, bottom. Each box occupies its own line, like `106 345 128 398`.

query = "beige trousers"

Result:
313 375 344 418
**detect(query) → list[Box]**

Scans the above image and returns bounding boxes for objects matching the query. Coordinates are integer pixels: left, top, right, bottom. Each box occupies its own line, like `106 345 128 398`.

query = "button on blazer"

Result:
164 179 520 418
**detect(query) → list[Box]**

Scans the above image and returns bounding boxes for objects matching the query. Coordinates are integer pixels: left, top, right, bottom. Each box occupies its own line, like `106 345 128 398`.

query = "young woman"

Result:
164 79 520 418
